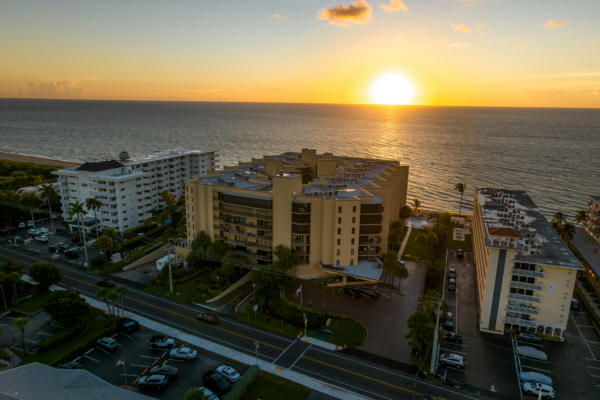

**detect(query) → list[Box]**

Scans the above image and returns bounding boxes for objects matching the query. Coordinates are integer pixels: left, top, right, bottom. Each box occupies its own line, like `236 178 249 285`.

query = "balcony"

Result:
512 268 545 278
508 293 541 303
504 316 537 328
507 304 539 315
509 281 543 291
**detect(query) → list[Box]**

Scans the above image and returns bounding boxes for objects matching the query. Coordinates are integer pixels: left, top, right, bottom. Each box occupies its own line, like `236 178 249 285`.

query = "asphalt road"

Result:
1 244 490 400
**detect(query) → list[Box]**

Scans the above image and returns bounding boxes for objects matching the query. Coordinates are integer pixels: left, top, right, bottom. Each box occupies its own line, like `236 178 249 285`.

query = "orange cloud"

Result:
451 23 472 33
508 40 528 50
591 40 598 45
545 19 567 29
380 0 407 12
271 14 289 21
318 0 372 27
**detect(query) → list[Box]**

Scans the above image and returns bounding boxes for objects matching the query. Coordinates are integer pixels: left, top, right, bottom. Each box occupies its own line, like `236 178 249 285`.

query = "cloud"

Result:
508 40 528 50
591 40 598 45
545 19 567 29
477 23 487 33
380 0 407 12
271 14 289 21
25 81 84 98
449 42 471 48
318 0 373 27
451 23 472 33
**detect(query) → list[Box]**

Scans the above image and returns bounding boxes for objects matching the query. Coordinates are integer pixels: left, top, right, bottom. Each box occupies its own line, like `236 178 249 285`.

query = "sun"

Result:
369 73 416 105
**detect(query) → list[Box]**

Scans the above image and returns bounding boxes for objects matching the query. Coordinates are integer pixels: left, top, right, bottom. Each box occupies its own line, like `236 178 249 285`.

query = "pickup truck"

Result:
150 335 176 349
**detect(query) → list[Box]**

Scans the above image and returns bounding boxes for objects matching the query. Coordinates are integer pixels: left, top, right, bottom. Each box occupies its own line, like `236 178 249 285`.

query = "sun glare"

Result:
369 73 416 105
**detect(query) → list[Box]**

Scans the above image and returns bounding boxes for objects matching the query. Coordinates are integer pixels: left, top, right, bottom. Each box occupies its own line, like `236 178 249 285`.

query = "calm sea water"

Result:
1 99 599 217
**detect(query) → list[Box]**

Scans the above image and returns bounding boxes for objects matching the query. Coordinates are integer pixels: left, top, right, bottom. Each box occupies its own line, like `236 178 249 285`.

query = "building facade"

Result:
55 148 217 232
585 195 600 243
185 149 409 280
472 189 582 337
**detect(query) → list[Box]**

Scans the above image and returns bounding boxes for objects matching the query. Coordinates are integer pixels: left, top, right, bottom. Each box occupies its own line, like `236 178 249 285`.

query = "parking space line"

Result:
152 359 159 366
289 344 312 370
168 359 185 363
83 354 100 363
161 350 168 358
520 364 552 374
120 373 139 377
96 347 112 356
120 332 133 339
440 347 467 355
570 313 596 360
85 348 95 355
162 359 168 366
130 364 150 368
72 356 81 363
141 355 160 360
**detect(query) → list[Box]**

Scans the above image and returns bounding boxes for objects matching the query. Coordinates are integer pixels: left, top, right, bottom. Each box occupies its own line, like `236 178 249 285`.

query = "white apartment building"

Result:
55 148 217 232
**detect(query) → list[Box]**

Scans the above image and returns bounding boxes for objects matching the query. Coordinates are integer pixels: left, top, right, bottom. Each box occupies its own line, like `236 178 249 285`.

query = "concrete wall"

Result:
536 265 576 330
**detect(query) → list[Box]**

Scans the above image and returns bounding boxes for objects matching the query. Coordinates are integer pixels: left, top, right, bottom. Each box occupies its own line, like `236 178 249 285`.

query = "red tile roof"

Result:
488 227 522 238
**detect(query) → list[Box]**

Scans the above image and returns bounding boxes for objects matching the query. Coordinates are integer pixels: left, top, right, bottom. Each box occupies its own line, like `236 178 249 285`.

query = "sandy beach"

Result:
0 151 80 168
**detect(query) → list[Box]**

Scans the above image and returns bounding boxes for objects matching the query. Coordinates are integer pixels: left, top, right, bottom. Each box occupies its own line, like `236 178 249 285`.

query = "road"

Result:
1 244 489 400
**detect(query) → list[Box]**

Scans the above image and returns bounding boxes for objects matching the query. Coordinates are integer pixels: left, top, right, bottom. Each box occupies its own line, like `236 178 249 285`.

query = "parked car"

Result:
64 247 80 258
18 222 26 229
517 346 548 361
359 287 380 299
118 318 140 334
197 312 219 324
216 365 240 383
340 287 360 298
138 374 170 390
448 279 456 292
55 242 70 252
522 382 555 399
150 335 176 349
517 331 542 343
457 249 464 258
34 235 49 242
439 353 464 368
519 371 553 387
443 312 454 330
26 220 34 227
447 267 456 278
197 386 220 400
37 227 49 234
203 370 232 396
12 236 23 244
97 279 115 288
27 228 39 235
148 364 178 378
48 245 57 253
445 331 463 344
571 298 580 311
97 337 118 352
169 347 197 360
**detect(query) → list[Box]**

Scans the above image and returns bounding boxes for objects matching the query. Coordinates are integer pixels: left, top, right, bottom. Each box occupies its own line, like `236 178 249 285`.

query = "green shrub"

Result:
37 321 86 352
223 365 259 400
90 255 104 267
270 297 324 330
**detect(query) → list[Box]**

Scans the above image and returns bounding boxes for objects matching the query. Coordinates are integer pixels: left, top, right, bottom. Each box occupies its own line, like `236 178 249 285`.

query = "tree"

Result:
94 234 118 264
383 250 408 284
39 183 58 232
14 317 29 351
220 251 238 280
182 387 211 400
68 200 89 266
406 292 446 372
43 290 90 326
161 190 176 208
559 222 576 242
96 287 113 316
415 232 428 246
454 183 466 215
85 197 103 240
412 198 421 216
551 212 566 230
575 210 587 225
115 286 127 318
399 205 412 222
29 262 62 291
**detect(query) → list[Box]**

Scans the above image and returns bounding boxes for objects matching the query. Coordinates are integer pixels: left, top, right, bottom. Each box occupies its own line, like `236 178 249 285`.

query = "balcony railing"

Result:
508 293 541 303
509 281 543 291
507 304 539 315
505 316 537 328
512 268 545 278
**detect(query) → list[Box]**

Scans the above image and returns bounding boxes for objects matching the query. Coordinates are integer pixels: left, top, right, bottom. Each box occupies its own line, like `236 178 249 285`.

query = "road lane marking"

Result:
141 355 160 360
289 344 312 370
83 354 100 363
272 339 297 365
96 347 112 355
130 364 151 368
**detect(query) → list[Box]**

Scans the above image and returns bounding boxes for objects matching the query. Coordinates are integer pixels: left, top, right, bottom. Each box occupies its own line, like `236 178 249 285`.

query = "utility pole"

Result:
430 249 449 375
169 248 174 295
253 340 259 366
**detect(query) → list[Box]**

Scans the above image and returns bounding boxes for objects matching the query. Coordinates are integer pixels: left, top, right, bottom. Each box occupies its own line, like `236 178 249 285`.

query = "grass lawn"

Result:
236 309 300 339
402 228 434 261
242 371 310 400
11 292 50 315
16 310 115 366
326 318 368 347
145 274 225 304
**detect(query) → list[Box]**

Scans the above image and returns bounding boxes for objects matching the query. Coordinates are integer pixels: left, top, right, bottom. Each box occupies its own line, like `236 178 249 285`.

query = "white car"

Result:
216 365 240 383
198 386 219 400
37 227 49 234
97 337 118 351
169 347 197 360
27 220 34 227
522 382 555 399
439 353 464 368
18 222 26 229
34 235 49 242
27 228 39 235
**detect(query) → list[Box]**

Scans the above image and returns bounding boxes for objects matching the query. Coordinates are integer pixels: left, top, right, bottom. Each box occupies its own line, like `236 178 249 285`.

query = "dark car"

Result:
443 312 454 330
203 370 232 396
445 331 463 344
448 279 456 292
64 247 80 258
517 331 542 344
48 245 57 253
148 365 178 378
447 267 457 279
138 374 169 390
571 298 580 311
197 312 219 324
118 318 140 333
97 279 115 288
56 242 70 252
359 287 380 299
340 287 360 298
457 249 464 259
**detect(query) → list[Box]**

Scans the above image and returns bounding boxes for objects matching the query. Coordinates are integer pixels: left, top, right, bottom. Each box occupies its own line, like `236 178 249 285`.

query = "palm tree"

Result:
559 222 576 242
454 183 466 215
551 212 566 230
68 200 89 266
107 290 120 319
575 210 587 226
39 184 57 233
97 287 113 316
85 197 104 240
412 198 421 216
115 286 127 317
14 316 29 351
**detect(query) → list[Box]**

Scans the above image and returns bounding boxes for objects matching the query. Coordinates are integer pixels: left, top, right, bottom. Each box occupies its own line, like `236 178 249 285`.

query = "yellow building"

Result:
472 189 582 338
185 149 409 281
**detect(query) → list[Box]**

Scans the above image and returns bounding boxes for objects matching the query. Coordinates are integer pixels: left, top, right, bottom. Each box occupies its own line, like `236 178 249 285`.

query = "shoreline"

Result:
0 151 80 167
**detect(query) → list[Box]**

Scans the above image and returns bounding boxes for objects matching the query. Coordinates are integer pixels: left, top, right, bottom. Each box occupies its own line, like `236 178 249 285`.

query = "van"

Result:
519 371 553 387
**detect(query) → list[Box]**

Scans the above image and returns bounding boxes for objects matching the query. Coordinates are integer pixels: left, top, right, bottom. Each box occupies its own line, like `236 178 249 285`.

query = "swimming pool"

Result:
409 219 432 229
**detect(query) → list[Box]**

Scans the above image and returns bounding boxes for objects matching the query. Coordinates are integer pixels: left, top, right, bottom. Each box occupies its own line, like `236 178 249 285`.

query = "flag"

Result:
116 359 124 366
295 284 302 297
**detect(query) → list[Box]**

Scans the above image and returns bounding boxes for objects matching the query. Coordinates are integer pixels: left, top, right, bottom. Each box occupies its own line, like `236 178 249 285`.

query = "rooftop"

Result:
0 362 154 400
477 188 582 269
318 259 384 281
123 147 216 165
76 160 123 172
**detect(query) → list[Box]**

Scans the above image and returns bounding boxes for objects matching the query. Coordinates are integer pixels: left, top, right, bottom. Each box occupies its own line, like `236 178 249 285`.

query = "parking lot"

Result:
66 325 246 399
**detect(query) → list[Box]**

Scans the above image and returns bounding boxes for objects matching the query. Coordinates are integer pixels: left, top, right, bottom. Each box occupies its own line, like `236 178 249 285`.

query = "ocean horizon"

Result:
1 98 599 218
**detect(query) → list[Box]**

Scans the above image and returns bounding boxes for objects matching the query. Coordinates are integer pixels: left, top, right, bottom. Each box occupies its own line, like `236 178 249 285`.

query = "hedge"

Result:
118 224 168 252
37 321 86 352
270 297 325 330
223 365 259 400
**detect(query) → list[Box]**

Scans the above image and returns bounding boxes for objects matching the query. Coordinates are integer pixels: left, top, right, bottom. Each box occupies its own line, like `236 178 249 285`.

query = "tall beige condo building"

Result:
472 189 582 337
185 149 409 281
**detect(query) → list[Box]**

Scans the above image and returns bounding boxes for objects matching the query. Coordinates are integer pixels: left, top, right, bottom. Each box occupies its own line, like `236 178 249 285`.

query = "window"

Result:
352 227 355 234
353 206 356 213
338 217 342 224
337 249 340 256
350 259 354 266
351 249 354 255
337 239 341 246
351 238 355 245
336 259 340 266
337 228 341 235
352 217 356 224
338 206 342 213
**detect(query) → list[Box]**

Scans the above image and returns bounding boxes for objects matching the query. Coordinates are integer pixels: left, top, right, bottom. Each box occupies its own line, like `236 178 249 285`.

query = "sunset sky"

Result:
1 0 599 107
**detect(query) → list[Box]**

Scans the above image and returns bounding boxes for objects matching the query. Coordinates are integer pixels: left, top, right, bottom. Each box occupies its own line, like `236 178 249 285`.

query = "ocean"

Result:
1 99 599 217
